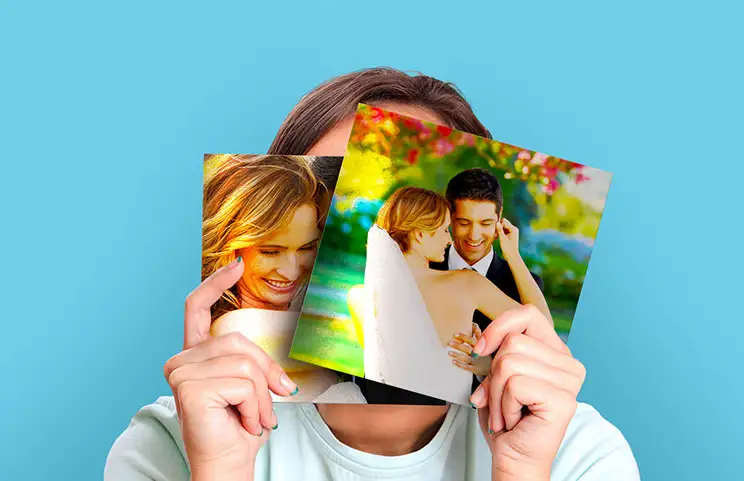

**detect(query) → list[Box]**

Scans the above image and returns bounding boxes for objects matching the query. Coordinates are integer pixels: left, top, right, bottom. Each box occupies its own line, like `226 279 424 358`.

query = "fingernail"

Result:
230 256 242 267
469 402 477 409
470 386 485 406
255 427 263 437
272 422 279 430
280 373 299 395
472 338 486 357
488 427 495 435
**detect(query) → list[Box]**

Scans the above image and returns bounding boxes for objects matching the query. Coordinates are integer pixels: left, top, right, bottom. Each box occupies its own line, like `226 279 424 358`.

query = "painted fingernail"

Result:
279 373 298 395
271 410 278 430
469 402 477 409
230 256 242 267
255 427 263 437
488 427 495 435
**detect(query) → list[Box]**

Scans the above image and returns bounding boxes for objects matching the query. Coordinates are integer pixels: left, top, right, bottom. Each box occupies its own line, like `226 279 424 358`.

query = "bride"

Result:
363 186 552 405
203 154 366 404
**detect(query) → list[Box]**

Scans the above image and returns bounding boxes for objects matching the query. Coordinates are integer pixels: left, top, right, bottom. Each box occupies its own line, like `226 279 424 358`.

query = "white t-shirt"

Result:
104 396 640 481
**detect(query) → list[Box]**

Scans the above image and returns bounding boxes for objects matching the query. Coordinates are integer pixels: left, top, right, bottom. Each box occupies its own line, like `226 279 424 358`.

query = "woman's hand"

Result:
496 218 521 263
163 258 299 481
448 322 490 376
469 305 586 481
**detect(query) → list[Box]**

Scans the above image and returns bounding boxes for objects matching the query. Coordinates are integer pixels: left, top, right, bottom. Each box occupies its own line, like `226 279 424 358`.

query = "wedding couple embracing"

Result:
361 168 552 405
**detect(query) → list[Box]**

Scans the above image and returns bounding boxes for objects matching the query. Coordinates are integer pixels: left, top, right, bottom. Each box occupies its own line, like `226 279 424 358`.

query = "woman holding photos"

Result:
200 153 365 404
106 68 639 481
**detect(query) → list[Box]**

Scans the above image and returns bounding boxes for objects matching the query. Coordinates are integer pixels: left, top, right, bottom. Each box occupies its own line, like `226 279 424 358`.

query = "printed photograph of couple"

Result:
201 154 368 404
288 105 613 405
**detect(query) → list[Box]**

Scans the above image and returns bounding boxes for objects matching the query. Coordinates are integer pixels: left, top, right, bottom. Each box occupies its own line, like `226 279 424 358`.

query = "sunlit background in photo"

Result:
289 104 612 376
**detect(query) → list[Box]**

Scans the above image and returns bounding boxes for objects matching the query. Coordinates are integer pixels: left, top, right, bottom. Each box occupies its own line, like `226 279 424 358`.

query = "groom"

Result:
355 168 544 405
430 168 544 391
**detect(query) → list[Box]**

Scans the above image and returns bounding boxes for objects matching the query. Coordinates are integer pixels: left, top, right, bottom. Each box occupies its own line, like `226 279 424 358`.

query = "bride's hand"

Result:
448 322 490 376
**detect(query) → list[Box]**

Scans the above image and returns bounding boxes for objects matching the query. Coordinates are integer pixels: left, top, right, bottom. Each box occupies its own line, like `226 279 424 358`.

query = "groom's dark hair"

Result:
445 168 504 216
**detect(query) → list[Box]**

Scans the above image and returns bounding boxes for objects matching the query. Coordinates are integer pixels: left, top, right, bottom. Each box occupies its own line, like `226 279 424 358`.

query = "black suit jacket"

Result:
354 246 544 405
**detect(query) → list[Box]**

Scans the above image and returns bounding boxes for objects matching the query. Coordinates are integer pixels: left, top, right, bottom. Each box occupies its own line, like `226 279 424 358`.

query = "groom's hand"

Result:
468 305 586 481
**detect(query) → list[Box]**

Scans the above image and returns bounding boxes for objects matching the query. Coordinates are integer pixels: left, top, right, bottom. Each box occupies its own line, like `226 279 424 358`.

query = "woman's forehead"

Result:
257 204 319 246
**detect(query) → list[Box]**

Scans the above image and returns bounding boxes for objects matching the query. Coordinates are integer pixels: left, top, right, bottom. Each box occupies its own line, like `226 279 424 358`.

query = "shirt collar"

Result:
447 245 494 276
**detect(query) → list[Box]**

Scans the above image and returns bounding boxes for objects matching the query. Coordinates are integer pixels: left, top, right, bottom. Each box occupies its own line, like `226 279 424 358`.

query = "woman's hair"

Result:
202 154 332 320
267 67 492 161
376 186 450 253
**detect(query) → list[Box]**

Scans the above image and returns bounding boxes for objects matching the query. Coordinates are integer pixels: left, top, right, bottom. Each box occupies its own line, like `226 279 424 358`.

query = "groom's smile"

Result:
451 199 499 265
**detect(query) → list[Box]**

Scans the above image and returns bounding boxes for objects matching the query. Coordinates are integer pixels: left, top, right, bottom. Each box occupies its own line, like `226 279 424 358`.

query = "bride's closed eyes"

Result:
258 241 319 257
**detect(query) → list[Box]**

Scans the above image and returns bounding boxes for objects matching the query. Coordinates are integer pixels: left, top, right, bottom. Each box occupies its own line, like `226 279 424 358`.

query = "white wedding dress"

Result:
362 225 472 405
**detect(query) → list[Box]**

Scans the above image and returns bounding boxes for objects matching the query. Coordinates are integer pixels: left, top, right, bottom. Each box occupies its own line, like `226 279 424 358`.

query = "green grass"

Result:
289 312 364 376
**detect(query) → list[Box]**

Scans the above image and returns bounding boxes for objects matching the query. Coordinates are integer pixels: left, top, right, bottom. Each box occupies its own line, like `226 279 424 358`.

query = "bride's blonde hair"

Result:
375 186 449 253
202 154 331 320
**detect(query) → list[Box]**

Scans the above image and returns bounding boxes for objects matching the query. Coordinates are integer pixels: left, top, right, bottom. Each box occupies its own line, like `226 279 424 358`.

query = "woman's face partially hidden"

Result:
236 203 320 310
413 213 452 263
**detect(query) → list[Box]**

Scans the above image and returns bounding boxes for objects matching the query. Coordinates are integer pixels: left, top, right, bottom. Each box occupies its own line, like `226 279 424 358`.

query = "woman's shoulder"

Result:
465 401 639 481
552 402 640 480
104 397 310 481
104 396 189 481
435 267 481 285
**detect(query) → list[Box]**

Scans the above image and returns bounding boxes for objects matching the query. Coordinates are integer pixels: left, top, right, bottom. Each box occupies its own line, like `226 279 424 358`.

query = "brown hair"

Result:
267 67 492 161
202 154 331 320
376 186 450 253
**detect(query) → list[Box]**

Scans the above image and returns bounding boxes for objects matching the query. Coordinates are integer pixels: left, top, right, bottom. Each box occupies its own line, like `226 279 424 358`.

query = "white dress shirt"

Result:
447 245 494 276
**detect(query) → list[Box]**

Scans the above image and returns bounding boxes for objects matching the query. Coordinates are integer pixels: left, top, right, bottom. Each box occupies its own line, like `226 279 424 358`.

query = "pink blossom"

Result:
543 178 560 195
518 150 532 161
531 153 548 165
434 139 455 156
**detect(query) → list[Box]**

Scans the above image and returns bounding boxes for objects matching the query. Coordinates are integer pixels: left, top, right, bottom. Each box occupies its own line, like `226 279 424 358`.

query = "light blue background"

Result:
1 1 742 480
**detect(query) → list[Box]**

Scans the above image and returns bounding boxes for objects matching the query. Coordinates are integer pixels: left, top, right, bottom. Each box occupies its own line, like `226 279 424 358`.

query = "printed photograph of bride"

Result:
287 105 613 405
200 154 367 404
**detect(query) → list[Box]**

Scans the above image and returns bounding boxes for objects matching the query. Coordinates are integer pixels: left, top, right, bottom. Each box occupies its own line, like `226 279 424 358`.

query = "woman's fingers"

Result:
235 383 262 436
472 322 482 340
472 305 568 358
492 332 584 376
176 377 264 436
183 258 244 349
447 339 473 355
167 354 277 429
452 359 477 372
470 353 580 433
501 375 576 432
448 351 472 364
165 332 298 397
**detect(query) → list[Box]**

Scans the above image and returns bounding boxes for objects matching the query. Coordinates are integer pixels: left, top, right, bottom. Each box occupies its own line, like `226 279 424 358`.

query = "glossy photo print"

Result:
288 105 612 405
201 154 367 404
